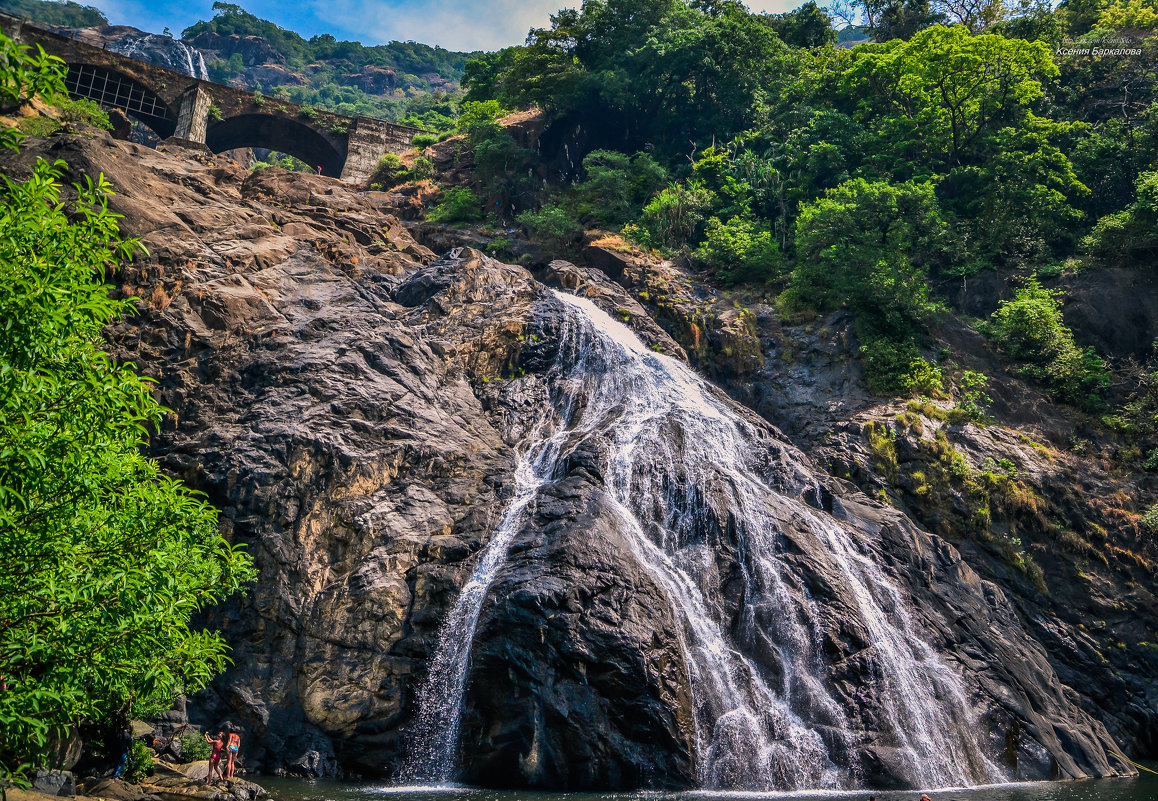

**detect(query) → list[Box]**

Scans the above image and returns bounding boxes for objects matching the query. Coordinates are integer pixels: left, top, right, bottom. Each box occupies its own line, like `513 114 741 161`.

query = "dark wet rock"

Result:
185 32 285 68
50 26 209 79
461 464 696 789
3 132 1152 789
82 779 158 801
33 771 76 797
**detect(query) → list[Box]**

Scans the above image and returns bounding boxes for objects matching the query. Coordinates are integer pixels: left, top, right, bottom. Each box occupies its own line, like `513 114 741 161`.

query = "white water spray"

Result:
402 287 1005 790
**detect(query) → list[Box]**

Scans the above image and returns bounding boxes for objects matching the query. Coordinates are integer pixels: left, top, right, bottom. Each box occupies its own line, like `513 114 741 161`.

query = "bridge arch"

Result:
63 63 176 138
206 114 347 177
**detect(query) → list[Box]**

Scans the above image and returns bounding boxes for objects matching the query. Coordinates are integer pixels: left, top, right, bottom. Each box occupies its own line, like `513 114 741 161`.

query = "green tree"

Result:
985 278 1110 405
694 216 781 285
845 25 1058 170
769 2 839 47
496 0 785 156
785 177 950 336
1083 171 1158 265
0 36 254 786
784 178 951 394
626 181 716 251
572 149 669 226
516 204 584 250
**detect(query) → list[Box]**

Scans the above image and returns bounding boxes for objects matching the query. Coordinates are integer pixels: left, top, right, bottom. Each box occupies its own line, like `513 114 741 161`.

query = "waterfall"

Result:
402 287 1005 790
108 34 210 80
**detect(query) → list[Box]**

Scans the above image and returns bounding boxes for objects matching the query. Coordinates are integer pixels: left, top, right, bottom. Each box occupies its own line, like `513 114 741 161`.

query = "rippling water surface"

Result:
258 771 1158 801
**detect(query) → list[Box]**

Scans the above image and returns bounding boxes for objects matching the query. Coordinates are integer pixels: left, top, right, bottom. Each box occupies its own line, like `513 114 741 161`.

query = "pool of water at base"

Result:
255 769 1158 801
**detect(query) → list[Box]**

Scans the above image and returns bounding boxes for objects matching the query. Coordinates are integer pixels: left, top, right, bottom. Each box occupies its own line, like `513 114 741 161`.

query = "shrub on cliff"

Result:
427 186 482 223
1083 171 1158 266
984 278 1110 407
782 178 950 394
694 216 781 287
0 34 254 788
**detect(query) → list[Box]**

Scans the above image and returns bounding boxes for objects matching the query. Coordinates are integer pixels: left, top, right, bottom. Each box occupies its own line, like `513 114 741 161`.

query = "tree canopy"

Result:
0 33 254 786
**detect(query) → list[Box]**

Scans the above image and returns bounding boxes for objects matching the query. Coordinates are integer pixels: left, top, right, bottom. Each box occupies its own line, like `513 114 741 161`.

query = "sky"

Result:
82 0 803 52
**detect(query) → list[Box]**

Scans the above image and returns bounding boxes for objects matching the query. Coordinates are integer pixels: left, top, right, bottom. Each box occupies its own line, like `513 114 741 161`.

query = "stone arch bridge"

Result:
0 12 419 182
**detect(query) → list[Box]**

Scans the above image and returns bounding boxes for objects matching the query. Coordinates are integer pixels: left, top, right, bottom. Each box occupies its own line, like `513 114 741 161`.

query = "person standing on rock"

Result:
225 732 241 779
204 731 225 784
111 726 132 779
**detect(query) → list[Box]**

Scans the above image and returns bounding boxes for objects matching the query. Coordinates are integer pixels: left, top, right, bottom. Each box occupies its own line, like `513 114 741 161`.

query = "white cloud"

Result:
84 0 826 52
311 0 815 52
313 0 579 51
746 0 813 12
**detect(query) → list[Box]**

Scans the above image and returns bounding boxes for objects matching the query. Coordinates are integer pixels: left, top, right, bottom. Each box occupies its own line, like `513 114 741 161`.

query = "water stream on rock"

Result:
403 289 1004 790
109 34 210 80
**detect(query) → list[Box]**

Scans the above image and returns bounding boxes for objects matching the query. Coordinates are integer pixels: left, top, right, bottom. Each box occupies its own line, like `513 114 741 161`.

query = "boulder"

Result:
32 771 75 797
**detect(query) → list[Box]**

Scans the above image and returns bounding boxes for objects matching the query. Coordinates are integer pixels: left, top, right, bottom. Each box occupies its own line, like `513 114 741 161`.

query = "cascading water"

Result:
108 34 210 80
402 287 1005 790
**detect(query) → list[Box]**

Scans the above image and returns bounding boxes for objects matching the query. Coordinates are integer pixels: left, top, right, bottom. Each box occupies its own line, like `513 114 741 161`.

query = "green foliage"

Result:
457 99 505 140
480 0 787 154
694 216 780 286
124 740 154 784
840 25 1085 263
865 421 899 479
860 337 944 395
1102 368 1158 468
783 178 952 395
985 278 1110 406
208 105 223 123
448 101 535 218
0 0 107 26
516 204 583 250
14 114 57 137
768 2 839 47
412 132 439 148
368 153 407 189
0 31 66 151
428 186 482 223
177 734 211 763
1142 503 1158 533
1071 107 1158 223
954 370 993 422
0 37 254 785
53 96 111 131
625 182 715 251
367 153 435 191
572 149 669 227
250 152 310 172
844 26 1058 171
787 178 949 337
410 156 435 182
0 155 255 785
1083 171 1158 265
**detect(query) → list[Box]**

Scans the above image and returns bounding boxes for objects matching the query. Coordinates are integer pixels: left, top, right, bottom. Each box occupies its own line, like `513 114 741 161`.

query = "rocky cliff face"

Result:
4 131 1153 789
47 24 209 79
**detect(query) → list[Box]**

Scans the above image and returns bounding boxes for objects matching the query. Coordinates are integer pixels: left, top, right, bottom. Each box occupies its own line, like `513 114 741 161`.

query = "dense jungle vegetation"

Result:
425 0 1158 399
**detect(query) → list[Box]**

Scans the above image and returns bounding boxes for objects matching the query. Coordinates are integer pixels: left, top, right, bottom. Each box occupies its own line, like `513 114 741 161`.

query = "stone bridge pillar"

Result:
172 84 212 145
340 117 415 184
